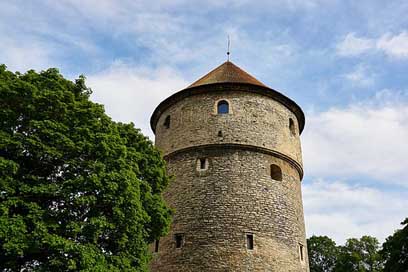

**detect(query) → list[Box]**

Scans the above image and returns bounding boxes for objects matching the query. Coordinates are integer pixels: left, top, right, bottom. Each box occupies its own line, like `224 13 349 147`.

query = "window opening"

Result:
197 158 209 171
246 234 254 250
175 234 184 248
200 158 206 169
217 100 229 114
270 164 282 181
164 115 170 129
289 118 296 136
154 240 159 253
299 243 304 261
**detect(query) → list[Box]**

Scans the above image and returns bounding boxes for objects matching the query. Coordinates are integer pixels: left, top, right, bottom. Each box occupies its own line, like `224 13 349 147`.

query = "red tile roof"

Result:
187 61 267 88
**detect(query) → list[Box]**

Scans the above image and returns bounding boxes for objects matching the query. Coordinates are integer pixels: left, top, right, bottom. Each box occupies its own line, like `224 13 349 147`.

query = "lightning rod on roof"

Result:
227 35 231 61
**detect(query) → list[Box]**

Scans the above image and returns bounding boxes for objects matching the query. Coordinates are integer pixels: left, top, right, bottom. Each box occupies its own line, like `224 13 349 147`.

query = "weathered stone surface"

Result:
150 149 308 271
149 63 309 271
155 90 303 166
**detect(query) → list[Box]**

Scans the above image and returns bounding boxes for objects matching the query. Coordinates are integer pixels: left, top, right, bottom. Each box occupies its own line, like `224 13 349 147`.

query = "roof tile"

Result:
187 61 267 88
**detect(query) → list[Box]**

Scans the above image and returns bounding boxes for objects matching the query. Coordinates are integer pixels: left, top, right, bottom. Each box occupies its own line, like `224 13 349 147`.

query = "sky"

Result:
1 0 408 245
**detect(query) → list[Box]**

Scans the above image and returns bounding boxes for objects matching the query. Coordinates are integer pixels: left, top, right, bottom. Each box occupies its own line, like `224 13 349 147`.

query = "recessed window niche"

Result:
270 164 282 181
163 115 170 129
246 233 254 250
299 243 304 261
217 100 229 114
289 118 296 136
175 233 184 249
196 158 209 171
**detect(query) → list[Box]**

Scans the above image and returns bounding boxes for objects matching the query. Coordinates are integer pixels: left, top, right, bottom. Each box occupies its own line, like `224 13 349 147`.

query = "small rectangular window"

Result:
175 234 184 248
197 158 209 171
246 234 254 250
299 243 304 261
270 164 282 181
154 240 159 253
164 115 170 129
200 158 206 169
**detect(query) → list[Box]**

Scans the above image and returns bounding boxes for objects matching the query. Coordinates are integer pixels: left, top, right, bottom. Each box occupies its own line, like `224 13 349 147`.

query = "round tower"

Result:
149 61 309 272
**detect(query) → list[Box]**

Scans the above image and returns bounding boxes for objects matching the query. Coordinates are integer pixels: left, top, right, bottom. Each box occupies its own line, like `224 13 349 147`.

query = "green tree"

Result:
336 236 382 272
381 218 408 272
0 65 171 271
307 235 338 272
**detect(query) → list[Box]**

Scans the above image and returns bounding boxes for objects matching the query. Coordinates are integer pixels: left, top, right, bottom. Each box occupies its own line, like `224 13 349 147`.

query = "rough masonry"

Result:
149 61 310 272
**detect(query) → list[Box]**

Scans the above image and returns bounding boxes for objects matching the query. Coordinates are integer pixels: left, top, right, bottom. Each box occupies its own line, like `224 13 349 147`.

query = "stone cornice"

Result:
163 143 304 181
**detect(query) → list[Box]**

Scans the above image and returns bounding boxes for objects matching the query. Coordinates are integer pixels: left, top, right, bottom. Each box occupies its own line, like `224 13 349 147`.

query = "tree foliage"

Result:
0 65 171 271
307 235 338 272
381 218 408 272
308 235 385 272
336 236 382 272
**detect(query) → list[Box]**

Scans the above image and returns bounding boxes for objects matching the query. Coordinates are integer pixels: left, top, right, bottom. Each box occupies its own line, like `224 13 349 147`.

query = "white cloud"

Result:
302 95 408 186
344 64 375 87
303 179 408 244
87 61 188 139
337 31 408 59
55 0 332 15
0 38 53 72
0 0 307 77
336 33 374 56
377 31 408 58
0 1 103 73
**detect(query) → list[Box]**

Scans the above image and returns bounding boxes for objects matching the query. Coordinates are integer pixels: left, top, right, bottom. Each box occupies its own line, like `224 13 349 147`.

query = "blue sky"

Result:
1 0 408 244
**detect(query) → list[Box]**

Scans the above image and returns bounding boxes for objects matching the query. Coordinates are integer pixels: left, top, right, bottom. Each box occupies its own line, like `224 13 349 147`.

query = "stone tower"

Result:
150 61 309 272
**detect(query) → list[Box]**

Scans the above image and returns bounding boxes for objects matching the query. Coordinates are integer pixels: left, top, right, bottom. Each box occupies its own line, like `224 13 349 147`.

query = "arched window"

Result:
217 100 229 114
270 164 282 181
289 118 296 136
164 115 170 129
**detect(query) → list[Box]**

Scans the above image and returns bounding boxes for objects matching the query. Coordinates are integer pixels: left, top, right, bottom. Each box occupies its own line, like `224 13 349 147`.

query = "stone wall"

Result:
150 86 309 271
150 148 309 272
154 90 303 167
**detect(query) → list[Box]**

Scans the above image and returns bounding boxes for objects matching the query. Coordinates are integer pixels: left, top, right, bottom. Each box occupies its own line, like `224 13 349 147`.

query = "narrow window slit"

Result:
200 158 206 170
154 240 159 253
197 158 209 171
299 243 304 261
175 234 184 248
164 115 170 129
289 118 296 136
246 234 254 250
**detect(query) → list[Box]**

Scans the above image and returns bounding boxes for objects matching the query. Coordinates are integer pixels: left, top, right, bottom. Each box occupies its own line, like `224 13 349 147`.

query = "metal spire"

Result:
227 35 230 61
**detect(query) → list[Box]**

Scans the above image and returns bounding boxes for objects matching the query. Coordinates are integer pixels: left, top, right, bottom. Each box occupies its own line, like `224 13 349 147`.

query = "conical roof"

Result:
187 61 267 88
151 61 305 135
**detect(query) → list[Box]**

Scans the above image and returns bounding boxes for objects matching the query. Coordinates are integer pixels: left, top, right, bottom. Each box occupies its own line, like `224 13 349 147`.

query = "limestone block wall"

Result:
154 90 303 167
150 85 309 271
149 148 309 272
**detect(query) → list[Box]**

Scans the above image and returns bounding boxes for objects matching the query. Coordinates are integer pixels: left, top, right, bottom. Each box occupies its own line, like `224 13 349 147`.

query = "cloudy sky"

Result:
1 0 408 245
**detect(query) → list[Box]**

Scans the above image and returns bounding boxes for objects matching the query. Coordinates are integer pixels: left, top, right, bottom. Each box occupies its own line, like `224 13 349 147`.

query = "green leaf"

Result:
0 66 171 271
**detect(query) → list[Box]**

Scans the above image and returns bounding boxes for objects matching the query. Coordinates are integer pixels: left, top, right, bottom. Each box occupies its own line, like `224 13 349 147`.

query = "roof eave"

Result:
150 82 305 135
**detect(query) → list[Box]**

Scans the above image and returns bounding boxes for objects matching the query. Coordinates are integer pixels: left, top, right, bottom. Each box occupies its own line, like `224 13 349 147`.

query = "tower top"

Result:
150 61 305 135
188 61 267 89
